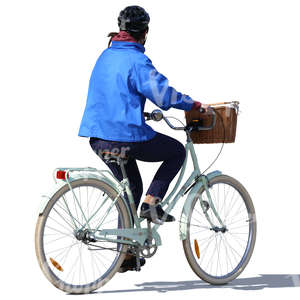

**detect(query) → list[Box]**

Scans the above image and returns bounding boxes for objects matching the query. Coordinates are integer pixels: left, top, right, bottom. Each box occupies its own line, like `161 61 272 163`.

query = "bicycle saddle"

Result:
99 151 129 164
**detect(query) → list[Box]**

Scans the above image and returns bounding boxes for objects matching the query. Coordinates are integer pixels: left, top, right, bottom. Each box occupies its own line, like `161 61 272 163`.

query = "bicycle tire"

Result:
182 174 256 285
35 178 131 294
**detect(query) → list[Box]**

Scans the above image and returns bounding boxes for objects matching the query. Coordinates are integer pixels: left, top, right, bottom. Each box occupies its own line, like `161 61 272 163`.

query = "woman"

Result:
78 5 208 271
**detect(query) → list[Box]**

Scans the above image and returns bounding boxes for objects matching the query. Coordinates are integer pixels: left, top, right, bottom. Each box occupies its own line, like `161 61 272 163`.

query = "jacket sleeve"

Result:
132 57 194 111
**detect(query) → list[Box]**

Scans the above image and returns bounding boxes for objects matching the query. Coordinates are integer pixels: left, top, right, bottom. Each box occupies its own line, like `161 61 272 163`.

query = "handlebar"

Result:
143 108 217 131
144 110 185 130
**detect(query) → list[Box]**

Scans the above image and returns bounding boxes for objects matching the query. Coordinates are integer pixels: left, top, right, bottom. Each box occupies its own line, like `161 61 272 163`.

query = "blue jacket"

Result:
78 41 194 142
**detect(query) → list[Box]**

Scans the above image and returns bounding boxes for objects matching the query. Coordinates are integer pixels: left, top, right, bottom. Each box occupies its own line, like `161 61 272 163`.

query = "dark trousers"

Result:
89 132 186 210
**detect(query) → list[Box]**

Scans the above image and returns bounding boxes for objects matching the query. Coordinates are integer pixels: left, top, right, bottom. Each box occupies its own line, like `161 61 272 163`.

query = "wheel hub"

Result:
75 229 96 243
210 226 228 233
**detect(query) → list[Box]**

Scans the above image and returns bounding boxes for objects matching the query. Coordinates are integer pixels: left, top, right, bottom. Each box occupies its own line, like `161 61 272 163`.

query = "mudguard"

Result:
37 171 134 227
179 170 222 240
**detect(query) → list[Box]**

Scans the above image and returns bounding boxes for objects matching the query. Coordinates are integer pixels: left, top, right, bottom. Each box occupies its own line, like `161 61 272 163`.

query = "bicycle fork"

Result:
199 175 227 232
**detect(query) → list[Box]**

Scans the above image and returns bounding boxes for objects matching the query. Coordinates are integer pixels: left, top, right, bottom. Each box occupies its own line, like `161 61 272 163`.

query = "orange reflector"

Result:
50 257 64 272
194 239 200 259
56 170 69 180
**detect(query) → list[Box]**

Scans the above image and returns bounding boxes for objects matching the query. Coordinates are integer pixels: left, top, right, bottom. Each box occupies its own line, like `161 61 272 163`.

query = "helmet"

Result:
118 5 150 33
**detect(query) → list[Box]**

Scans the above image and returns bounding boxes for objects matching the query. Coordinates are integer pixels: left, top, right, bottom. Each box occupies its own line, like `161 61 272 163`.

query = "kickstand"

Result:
146 219 153 247
135 247 141 271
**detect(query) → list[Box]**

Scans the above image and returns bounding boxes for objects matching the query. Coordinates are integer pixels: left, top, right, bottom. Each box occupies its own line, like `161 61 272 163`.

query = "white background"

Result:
1 0 300 299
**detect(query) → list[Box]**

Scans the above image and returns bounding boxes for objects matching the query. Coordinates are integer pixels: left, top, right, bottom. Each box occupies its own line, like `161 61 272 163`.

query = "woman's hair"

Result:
127 28 148 41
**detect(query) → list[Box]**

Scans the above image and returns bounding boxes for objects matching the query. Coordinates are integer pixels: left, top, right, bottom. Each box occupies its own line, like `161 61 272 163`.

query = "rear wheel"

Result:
183 175 256 284
35 178 131 294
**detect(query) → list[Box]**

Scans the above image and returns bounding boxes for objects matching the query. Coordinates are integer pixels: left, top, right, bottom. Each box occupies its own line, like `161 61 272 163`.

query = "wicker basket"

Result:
184 103 239 144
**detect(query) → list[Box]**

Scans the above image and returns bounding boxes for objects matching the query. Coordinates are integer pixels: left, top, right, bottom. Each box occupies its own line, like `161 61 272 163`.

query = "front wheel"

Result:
182 175 256 285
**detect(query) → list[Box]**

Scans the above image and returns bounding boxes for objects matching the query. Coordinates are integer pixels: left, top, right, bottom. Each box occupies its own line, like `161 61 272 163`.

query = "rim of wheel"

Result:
38 181 127 291
187 178 255 280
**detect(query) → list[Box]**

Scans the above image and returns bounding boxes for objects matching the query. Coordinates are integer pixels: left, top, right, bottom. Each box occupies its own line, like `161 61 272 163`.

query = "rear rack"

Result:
52 167 121 185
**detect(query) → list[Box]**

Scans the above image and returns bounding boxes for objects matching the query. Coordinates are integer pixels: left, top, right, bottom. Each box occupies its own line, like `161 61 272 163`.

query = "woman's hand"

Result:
200 103 210 112
191 101 210 113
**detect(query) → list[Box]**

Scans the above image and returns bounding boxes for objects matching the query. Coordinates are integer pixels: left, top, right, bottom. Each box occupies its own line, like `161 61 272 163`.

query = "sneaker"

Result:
140 202 175 225
118 256 146 273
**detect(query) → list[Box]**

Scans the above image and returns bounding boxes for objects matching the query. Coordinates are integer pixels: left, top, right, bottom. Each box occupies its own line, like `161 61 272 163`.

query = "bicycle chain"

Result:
86 223 158 258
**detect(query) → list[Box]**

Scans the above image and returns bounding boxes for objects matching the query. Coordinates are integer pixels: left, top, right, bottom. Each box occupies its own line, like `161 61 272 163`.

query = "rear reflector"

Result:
56 170 69 180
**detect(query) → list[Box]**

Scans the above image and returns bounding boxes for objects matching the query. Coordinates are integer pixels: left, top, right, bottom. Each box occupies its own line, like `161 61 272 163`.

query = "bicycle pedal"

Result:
140 203 174 224
118 267 128 273
118 266 141 273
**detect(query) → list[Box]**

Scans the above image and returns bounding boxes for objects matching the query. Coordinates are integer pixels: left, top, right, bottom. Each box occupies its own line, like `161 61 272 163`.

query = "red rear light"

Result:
56 170 69 180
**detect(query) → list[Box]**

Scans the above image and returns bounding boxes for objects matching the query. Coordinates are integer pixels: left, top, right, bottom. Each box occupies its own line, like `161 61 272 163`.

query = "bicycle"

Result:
35 107 256 294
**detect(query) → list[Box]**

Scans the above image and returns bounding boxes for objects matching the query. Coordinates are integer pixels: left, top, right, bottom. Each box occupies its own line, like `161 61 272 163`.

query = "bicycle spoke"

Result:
47 215 74 233
226 216 248 227
220 235 231 274
58 239 77 267
187 221 211 230
228 222 249 230
216 235 222 276
194 233 215 246
223 234 242 263
91 206 117 228
198 233 215 264
65 245 81 283
83 195 112 229
55 200 83 228
224 189 239 221
86 188 102 222
227 206 247 224
72 188 81 228
44 234 72 246
52 207 77 231
80 242 88 285
91 251 103 279
45 224 73 236
45 241 79 256
101 217 118 227
78 186 83 225
90 250 96 282
204 235 218 273
190 228 211 235
92 251 109 270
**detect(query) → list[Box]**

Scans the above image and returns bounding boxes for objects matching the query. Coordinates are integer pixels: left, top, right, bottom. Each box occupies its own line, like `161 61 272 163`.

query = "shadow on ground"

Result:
97 274 300 293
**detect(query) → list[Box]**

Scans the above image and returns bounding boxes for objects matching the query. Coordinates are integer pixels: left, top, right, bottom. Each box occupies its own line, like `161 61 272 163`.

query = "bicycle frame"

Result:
36 104 256 293
40 135 223 250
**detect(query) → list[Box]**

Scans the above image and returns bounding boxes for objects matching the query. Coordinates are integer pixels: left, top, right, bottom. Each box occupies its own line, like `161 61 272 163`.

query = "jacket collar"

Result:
112 30 137 43
110 41 145 53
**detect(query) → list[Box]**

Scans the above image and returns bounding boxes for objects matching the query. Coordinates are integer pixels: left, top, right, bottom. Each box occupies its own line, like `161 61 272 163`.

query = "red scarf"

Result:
112 31 137 43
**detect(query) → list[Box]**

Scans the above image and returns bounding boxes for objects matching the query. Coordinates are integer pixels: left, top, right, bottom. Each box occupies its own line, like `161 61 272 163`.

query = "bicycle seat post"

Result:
119 159 128 180
118 158 141 228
